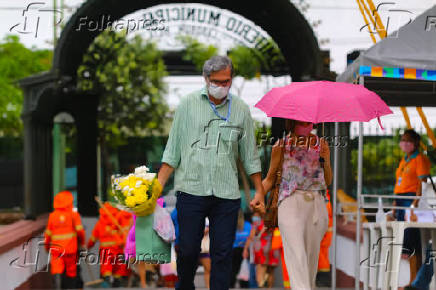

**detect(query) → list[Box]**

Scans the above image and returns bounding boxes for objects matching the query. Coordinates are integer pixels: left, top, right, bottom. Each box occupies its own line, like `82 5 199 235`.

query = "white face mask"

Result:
208 82 230 100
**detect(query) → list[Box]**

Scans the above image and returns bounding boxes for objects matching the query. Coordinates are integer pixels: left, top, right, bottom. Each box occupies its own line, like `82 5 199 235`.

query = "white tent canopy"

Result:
337 4 436 83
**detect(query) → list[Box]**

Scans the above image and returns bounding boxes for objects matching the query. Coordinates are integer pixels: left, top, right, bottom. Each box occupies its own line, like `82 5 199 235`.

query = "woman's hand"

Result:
386 213 396 221
410 210 418 222
320 138 330 159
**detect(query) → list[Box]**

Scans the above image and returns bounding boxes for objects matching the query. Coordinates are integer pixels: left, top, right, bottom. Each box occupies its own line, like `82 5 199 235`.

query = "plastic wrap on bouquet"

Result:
135 212 171 264
124 215 136 259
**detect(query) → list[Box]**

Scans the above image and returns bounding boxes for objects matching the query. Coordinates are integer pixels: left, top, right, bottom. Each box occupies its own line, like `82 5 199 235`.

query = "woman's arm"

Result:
412 179 424 208
320 139 332 186
262 140 283 193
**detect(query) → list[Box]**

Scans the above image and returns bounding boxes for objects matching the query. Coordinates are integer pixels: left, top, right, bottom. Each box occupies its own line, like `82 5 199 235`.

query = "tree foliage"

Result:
77 30 169 195
177 35 218 72
178 35 286 80
351 129 436 193
77 30 169 148
0 35 52 136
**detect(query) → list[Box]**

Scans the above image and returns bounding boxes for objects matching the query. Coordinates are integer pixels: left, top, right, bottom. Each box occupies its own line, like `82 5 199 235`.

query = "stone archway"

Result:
20 0 320 217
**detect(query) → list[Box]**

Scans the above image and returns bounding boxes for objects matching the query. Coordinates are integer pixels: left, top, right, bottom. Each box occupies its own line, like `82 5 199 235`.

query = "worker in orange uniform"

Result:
316 190 333 287
44 191 85 289
88 202 126 287
270 228 292 289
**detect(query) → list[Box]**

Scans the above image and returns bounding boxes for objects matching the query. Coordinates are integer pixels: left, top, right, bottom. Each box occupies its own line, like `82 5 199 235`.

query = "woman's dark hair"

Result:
285 119 296 133
403 129 421 148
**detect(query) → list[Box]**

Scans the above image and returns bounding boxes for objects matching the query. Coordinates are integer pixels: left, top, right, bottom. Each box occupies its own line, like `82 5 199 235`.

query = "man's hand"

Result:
250 192 265 214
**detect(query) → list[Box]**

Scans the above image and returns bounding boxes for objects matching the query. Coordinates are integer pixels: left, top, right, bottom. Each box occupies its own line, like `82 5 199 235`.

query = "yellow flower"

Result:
139 184 149 192
125 196 136 208
135 194 147 204
128 175 137 188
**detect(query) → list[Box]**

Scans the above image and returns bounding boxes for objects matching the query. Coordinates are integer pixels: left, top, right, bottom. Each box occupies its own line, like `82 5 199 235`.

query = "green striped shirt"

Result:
162 87 261 199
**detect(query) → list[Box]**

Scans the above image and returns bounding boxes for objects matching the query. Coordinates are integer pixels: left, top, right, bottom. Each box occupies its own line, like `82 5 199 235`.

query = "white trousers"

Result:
278 190 329 290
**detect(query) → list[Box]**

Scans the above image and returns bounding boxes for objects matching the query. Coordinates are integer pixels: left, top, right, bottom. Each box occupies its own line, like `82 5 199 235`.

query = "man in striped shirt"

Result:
158 56 265 290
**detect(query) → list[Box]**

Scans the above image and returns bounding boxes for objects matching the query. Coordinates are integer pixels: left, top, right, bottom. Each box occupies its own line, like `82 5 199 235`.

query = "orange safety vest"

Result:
318 190 333 272
88 205 123 249
116 210 133 234
44 191 85 254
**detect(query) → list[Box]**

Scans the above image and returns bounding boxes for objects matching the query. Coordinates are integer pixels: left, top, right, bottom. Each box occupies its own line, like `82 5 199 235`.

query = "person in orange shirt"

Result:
87 202 125 287
390 129 430 287
44 191 85 289
392 130 431 220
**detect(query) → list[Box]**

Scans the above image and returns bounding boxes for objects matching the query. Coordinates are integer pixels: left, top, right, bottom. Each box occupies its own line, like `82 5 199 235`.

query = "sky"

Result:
1 0 436 132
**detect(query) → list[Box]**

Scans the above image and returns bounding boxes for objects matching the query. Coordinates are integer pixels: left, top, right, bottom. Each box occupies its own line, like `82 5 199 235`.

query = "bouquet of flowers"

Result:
111 166 162 216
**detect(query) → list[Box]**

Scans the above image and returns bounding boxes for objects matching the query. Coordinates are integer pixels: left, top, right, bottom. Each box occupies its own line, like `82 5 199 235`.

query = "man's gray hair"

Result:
202 55 234 78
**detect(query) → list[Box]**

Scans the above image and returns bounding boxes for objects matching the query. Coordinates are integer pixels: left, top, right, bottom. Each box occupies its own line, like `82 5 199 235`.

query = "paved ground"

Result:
84 287 348 290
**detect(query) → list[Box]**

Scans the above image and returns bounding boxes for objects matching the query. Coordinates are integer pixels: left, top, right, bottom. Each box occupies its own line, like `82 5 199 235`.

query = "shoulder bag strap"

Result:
275 138 285 188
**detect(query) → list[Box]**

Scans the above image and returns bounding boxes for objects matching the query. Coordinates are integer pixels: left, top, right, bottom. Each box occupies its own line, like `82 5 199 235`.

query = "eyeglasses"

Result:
209 78 231 86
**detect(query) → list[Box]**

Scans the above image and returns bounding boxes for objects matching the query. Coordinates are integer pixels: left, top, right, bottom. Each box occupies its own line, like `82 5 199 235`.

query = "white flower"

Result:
116 185 121 190
134 166 149 175
135 180 143 188
123 186 130 192
143 173 156 181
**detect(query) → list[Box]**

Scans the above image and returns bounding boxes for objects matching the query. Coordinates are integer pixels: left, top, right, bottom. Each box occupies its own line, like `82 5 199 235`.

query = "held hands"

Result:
249 191 265 215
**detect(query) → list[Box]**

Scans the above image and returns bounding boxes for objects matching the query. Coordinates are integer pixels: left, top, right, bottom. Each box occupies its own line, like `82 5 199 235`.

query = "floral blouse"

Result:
278 137 327 204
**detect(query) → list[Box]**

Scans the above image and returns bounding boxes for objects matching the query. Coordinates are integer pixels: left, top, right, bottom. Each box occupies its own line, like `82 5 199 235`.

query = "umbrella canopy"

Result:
255 81 393 125
337 5 436 84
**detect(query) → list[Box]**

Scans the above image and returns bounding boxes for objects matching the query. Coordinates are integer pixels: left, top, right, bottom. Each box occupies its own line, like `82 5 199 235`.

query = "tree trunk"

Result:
100 137 112 202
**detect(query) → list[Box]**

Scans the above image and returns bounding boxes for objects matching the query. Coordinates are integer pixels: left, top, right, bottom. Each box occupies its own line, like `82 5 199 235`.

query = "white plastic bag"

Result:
237 259 250 281
153 205 176 242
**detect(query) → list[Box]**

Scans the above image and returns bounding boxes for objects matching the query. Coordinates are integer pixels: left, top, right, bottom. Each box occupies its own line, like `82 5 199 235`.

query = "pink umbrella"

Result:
255 81 393 128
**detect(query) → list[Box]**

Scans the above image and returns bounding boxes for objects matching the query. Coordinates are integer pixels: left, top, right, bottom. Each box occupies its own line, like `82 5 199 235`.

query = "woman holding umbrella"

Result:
262 120 332 289
253 80 393 289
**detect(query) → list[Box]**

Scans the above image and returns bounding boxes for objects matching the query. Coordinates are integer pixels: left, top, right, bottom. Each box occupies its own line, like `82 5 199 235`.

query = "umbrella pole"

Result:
332 122 339 290
355 121 363 290
355 76 365 289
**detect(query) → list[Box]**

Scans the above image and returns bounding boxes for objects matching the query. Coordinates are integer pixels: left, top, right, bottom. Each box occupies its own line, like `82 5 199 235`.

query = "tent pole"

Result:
356 76 364 289
332 122 339 290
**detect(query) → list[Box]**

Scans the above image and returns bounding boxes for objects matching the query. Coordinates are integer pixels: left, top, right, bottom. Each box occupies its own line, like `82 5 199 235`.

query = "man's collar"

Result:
405 150 419 162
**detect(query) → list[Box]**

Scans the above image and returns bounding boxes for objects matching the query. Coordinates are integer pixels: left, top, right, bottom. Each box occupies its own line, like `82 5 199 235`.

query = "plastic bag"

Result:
153 205 176 242
237 259 250 281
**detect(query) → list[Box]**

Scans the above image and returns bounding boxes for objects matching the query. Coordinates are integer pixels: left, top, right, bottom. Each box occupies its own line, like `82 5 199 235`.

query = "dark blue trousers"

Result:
175 191 240 290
